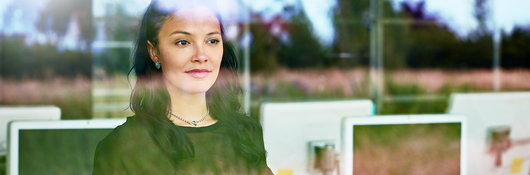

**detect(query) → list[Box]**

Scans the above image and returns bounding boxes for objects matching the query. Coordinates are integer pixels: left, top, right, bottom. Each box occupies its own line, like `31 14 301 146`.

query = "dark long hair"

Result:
127 0 266 168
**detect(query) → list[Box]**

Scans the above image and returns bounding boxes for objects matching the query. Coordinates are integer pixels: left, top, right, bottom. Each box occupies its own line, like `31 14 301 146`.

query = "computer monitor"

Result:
341 115 467 175
7 119 126 175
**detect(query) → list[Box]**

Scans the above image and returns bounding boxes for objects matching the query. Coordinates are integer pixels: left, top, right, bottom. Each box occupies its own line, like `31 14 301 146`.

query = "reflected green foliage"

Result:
1 0 94 79
333 0 410 69
53 92 92 120
99 5 138 42
250 9 330 71
93 4 138 75
407 26 494 69
1 36 92 79
255 81 348 101
94 48 132 75
332 0 370 67
381 77 487 114
382 101 448 115
277 11 331 68
501 27 530 68
36 0 94 45
383 25 410 69
332 0 530 69
385 78 424 95
249 15 281 72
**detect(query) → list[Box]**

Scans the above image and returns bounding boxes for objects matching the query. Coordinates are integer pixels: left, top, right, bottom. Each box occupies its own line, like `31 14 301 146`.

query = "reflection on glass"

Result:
353 123 462 174
19 129 113 174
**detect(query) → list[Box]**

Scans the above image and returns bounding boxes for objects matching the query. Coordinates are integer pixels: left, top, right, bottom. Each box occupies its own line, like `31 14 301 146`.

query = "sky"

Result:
244 0 530 44
0 0 48 35
391 0 530 37
1 0 530 46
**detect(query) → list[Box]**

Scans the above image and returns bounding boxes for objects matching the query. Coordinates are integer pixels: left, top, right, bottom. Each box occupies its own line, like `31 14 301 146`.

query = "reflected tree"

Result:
501 27 530 68
332 0 410 69
278 9 330 68
37 0 94 48
249 14 282 72
93 4 138 75
250 6 330 71
473 0 489 36
332 0 371 67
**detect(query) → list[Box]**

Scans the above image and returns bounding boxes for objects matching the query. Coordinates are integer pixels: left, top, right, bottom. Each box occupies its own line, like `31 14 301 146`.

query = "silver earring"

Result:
155 61 161 69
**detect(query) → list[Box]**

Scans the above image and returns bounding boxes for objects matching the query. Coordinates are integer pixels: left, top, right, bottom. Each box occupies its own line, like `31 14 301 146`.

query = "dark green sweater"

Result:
93 116 271 174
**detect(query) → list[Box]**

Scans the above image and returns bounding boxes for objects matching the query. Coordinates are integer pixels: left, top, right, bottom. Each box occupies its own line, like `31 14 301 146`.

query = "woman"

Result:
93 1 271 174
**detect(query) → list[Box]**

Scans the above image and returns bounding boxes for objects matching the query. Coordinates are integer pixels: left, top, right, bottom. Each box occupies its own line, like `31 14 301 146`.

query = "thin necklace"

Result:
167 108 209 127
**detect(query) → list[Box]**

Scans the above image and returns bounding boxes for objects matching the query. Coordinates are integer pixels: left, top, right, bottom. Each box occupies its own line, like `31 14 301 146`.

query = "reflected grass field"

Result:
0 77 92 119
0 69 529 174
2 68 529 119
250 68 530 119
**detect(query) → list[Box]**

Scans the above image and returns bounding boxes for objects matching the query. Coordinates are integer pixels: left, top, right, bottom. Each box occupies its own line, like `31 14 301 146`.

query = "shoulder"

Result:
101 116 146 141
108 116 148 138
93 116 173 174
228 116 265 146
97 116 151 151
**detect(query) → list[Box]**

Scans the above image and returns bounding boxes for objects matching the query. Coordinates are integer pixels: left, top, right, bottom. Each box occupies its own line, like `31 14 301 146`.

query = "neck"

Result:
166 85 209 121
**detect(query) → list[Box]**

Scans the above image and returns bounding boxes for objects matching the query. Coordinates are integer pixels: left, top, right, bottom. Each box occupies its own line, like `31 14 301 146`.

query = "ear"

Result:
147 40 159 63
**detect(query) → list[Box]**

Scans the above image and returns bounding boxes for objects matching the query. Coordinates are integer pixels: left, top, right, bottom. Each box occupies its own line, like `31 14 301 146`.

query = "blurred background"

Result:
0 0 529 120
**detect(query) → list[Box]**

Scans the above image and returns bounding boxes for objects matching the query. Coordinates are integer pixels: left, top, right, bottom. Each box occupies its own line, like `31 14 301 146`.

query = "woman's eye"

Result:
176 40 189 46
208 39 219 44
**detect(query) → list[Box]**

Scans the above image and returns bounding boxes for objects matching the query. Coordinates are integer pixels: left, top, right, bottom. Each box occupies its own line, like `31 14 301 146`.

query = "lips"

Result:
185 69 211 78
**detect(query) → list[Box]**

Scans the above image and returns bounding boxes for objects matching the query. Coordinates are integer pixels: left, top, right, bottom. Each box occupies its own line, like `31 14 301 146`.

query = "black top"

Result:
92 116 271 175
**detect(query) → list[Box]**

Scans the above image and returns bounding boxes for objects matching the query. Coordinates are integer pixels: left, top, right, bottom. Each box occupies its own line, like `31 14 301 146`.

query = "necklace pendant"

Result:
191 120 198 127
167 109 209 128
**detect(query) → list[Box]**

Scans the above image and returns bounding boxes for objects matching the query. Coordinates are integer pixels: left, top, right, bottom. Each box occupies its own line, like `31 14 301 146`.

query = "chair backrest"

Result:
447 92 530 175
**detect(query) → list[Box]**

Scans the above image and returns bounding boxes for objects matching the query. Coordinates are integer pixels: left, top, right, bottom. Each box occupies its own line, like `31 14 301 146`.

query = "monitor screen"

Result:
352 123 461 174
18 129 112 174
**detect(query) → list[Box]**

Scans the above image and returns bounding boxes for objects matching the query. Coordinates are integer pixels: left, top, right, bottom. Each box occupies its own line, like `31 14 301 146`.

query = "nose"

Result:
192 44 208 63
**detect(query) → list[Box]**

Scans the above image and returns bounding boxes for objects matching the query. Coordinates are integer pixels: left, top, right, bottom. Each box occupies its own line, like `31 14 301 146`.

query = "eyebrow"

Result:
207 31 221 36
169 31 191 36
169 31 221 36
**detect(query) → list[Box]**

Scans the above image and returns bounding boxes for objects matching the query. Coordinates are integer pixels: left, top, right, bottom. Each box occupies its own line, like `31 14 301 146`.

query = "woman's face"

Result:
149 6 223 95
